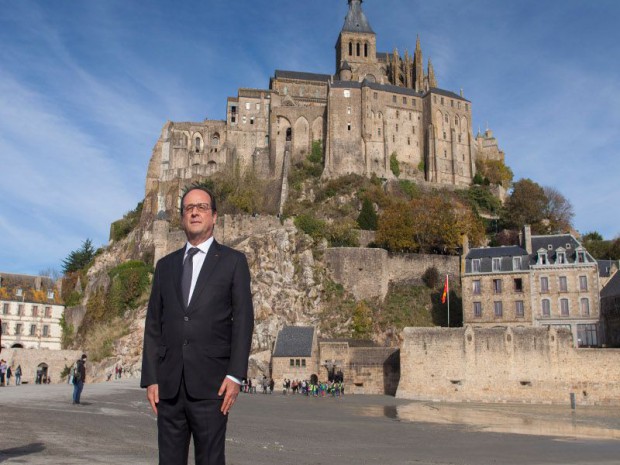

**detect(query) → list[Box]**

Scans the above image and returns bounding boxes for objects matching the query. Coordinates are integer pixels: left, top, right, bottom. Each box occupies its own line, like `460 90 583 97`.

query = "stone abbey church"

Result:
144 0 504 216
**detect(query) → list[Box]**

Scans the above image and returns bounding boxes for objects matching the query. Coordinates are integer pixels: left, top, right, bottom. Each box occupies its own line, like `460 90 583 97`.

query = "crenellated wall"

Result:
397 326 620 405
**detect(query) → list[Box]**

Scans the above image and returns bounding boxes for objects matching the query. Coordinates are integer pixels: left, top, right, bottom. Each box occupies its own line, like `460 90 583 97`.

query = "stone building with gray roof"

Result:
462 226 602 347
141 0 506 220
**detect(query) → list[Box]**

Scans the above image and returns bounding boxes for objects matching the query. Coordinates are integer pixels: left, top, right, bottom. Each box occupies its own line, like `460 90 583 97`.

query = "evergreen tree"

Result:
62 239 96 274
357 198 378 231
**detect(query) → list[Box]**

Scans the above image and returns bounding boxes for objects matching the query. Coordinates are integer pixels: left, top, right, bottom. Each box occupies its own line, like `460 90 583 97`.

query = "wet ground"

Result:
1 380 619 464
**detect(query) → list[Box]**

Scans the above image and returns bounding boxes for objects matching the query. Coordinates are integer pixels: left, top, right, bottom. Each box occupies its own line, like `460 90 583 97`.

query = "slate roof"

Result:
466 246 528 260
598 260 619 278
341 0 374 34
530 234 595 264
273 70 332 83
601 272 620 299
272 326 315 357
429 87 470 103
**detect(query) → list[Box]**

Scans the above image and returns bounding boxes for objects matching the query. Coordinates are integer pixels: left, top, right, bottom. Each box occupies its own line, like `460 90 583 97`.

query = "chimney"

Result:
523 224 532 254
461 234 470 274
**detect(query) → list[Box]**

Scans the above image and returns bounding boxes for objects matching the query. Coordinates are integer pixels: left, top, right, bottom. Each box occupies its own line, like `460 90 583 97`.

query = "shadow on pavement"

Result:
0 442 45 463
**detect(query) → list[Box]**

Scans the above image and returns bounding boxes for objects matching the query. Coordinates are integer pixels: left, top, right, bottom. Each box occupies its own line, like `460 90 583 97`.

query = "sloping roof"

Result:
598 259 619 278
341 0 374 34
274 70 332 83
467 246 528 259
601 271 620 299
531 234 595 264
429 87 470 103
273 326 314 357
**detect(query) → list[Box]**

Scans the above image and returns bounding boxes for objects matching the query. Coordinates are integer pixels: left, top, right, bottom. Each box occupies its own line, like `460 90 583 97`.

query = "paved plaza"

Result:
1 380 620 464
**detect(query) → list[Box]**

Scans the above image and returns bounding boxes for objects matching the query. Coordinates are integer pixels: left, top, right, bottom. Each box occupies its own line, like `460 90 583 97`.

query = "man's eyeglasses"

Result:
183 203 211 214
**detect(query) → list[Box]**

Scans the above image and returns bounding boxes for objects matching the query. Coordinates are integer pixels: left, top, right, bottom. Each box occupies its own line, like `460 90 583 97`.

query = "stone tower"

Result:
335 0 383 83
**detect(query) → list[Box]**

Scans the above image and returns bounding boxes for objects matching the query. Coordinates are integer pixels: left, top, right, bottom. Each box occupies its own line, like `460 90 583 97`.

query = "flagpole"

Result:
447 274 450 328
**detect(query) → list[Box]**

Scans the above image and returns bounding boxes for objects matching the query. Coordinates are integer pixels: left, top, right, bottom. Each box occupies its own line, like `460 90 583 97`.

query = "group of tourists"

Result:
284 379 345 397
239 375 345 397
0 359 22 386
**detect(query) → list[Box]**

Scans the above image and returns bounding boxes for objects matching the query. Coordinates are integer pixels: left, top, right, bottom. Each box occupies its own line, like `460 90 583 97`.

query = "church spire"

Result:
342 0 374 34
428 58 437 88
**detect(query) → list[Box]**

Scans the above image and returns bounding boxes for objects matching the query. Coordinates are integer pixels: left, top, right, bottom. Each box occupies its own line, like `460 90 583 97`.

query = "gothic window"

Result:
286 128 292 141
212 134 220 146
357 42 360 56
441 97 444 105
364 43 368 57
455 116 459 125
458 134 462 143
349 42 353 56
444 114 449 123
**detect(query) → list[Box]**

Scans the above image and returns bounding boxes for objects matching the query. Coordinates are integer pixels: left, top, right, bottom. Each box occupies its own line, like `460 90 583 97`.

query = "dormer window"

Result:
492 258 502 272
576 248 586 263
512 257 522 270
537 250 548 265
47 290 54 300
472 259 481 272
15 288 23 297
556 248 566 264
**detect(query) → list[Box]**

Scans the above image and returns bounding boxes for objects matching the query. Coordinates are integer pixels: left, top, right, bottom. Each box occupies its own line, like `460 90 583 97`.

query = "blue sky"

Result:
1 0 619 275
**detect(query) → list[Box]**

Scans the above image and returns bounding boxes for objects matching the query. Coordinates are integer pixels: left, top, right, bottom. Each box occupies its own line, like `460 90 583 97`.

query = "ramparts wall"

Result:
397 326 620 405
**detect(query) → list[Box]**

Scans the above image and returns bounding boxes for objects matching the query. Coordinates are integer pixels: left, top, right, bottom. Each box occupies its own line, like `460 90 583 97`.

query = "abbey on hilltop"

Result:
143 0 505 217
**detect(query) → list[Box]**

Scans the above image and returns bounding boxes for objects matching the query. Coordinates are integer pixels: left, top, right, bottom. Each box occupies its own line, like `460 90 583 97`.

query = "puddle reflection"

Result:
360 403 620 440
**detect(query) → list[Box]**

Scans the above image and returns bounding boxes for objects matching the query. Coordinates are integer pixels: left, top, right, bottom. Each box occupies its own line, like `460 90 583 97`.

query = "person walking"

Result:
72 354 87 404
0 359 6 386
15 365 22 385
6 366 12 386
141 186 254 465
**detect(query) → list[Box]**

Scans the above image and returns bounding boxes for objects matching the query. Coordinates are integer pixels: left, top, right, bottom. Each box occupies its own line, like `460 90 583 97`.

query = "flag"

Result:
441 274 449 304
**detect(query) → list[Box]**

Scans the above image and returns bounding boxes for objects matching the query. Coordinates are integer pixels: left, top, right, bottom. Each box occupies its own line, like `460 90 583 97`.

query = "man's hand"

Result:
218 377 240 415
146 384 159 415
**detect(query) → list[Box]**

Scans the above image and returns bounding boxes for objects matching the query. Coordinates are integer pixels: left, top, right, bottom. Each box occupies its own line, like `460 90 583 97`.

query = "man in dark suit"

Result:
141 187 254 465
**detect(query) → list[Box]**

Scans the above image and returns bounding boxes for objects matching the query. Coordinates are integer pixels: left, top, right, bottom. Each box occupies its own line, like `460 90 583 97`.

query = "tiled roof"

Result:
272 326 314 357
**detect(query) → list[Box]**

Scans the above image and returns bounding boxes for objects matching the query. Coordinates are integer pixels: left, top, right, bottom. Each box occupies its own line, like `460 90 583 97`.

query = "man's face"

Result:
181 189 217 245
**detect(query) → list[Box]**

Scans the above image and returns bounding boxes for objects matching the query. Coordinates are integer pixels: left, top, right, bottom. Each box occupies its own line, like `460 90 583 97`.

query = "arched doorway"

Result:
36 363 48 384
11 343 23 349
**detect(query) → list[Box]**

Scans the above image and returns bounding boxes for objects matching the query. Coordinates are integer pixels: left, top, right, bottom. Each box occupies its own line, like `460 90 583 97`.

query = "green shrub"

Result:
422 266 440 288
108 260 152 316
110 201 143 242
418 159 425 173
357 198 378 231
390 152 400 177
294 214 326 240
398 180 420 200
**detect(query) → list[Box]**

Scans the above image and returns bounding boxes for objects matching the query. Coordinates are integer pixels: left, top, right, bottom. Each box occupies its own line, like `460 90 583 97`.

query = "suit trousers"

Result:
158 376 228 465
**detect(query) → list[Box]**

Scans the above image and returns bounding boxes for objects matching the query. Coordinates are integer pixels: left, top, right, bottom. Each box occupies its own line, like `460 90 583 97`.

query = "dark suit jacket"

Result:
140 240 254 400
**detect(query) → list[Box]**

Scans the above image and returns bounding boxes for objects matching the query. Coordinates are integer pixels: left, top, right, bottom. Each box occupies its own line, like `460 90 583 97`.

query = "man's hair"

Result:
81 354 87 360
180 186 217 215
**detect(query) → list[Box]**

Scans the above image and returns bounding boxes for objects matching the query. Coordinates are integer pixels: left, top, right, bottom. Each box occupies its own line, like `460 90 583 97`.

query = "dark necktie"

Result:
181 247 200 308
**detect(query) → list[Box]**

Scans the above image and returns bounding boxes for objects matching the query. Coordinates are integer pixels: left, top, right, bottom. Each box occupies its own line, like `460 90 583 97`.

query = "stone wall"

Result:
324 247 459 300
397 326 620 405
1 348 83 384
